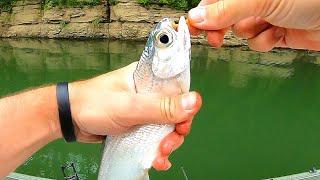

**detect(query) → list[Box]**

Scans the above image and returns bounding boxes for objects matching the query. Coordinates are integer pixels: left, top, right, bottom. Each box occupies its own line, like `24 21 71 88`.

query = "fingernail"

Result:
188 7 205 23
274 28 284 39
181 93 197 110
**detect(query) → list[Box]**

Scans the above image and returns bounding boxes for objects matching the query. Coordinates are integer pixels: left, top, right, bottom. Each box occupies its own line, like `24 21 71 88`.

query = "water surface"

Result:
0 39 320 180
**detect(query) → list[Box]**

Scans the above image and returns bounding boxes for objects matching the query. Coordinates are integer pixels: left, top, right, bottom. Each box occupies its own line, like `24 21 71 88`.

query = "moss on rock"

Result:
44 0 101 9
138 0 200 10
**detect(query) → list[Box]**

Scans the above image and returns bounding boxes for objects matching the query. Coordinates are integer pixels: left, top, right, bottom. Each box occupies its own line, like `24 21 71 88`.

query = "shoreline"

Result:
0 0 246 46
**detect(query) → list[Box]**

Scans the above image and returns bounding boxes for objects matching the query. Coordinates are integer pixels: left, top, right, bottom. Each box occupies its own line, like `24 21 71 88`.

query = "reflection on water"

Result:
0 39 320 180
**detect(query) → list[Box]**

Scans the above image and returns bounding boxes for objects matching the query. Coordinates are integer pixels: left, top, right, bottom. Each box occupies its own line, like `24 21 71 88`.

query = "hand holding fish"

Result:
0 16 200 179
69 62 202 171
188 0 320 51
0 63 201 178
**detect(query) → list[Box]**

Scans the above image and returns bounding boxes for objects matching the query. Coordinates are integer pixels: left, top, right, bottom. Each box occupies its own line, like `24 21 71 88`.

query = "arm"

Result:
0 63 202 178
0 86 62 177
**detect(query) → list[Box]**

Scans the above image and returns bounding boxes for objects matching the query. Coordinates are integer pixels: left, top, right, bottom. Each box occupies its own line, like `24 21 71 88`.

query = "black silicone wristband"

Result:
56 82 76 142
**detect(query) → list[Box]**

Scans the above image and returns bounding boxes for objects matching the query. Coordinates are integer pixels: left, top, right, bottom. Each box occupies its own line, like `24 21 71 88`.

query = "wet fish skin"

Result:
98 16 191 180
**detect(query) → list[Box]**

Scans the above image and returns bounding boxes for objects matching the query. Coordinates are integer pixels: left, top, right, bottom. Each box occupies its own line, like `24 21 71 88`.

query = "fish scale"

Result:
98 17 191 180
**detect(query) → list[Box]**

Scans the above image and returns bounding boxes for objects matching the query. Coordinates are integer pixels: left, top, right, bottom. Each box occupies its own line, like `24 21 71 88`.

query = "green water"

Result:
1 39 320 180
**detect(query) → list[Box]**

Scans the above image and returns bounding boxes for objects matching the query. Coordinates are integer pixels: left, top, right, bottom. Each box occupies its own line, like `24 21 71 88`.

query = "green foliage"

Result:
108 0 117 5
170 0 189 10
188 0 201 9
44 0 101 9
138 0 149 6
138 0 201 10
92 17 102 27
0 0 16 12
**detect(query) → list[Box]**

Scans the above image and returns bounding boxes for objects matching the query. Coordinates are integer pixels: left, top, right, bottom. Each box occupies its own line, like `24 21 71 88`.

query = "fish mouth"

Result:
175 16 191 46
172 17 188 31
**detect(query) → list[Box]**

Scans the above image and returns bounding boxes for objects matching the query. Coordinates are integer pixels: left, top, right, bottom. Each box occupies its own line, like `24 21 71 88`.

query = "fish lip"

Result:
177 16 191 47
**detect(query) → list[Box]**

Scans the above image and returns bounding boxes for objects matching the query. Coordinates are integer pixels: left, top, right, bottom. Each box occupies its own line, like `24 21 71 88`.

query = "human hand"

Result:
67 62 202 170
188 0 320 51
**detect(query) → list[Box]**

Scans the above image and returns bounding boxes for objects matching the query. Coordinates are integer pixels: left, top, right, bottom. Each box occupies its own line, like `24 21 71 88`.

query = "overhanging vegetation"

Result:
44 0 101 9
0 0 16 12
138 0 201 10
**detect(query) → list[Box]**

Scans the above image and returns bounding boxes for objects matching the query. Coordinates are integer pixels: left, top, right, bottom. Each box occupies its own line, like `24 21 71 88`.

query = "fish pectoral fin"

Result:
136 169 150 180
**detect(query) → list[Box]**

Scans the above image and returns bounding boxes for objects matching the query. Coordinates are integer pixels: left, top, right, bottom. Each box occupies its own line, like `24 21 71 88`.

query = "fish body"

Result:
98 16 191 180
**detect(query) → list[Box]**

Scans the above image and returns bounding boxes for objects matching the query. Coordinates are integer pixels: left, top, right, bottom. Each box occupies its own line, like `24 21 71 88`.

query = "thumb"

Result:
188 0 269 30
129 92 202 125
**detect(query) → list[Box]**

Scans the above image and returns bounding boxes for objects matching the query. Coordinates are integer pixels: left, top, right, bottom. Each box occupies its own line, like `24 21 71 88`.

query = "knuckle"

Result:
208 0 229 22
216 0 227 18
160 97 178 123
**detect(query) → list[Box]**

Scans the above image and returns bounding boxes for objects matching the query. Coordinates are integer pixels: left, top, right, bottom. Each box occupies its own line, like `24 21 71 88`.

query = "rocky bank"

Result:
0 0 246 46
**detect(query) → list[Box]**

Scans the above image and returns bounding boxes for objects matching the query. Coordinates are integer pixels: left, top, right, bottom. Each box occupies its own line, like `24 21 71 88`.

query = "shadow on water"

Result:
0 38 319 180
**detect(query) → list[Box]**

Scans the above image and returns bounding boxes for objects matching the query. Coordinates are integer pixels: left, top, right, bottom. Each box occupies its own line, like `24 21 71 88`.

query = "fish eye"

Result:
159 34 169 44
156 31 173 47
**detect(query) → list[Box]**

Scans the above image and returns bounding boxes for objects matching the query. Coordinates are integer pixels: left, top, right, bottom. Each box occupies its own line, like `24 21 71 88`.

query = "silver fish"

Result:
98 16 191 180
